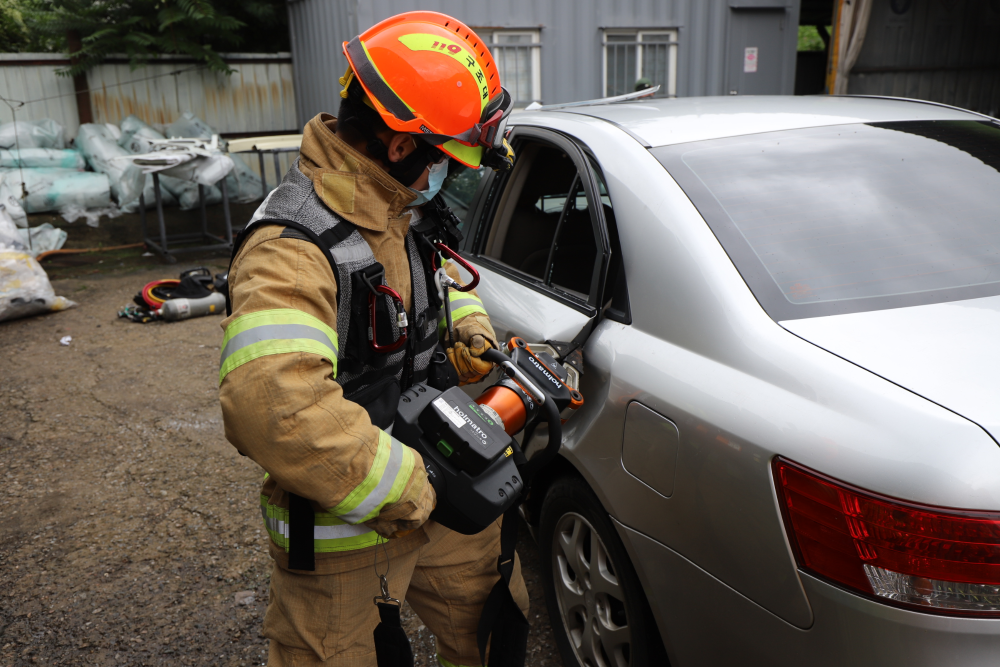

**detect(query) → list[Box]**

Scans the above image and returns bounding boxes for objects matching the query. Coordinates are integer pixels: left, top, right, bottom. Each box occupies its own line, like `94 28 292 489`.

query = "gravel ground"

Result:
0 265 563 666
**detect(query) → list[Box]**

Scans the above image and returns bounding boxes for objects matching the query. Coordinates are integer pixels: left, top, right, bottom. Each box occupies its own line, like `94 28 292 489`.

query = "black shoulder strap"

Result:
226 217 356 316
476 506 529 667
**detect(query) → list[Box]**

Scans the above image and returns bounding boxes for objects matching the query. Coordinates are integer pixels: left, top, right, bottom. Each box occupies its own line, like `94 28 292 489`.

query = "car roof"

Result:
525 95 989 147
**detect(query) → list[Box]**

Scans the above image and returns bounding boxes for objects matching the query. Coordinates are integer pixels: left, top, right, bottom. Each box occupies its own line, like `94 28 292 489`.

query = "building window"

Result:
486 29 542 107
603 30 678 98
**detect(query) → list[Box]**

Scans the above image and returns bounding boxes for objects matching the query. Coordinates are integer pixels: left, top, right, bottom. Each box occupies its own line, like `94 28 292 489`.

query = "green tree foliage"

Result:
21 0 288 73
0 0 31 51
798 25 830 52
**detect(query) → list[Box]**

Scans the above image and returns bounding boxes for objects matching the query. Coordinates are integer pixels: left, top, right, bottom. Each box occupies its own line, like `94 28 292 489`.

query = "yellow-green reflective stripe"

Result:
451 304 488 320
440 139 483 168
437 655 476 667
220 338 338 385
219 309 338 384
222 308 336 349
448 290 482 304
259 495 379 553
333 431 414 524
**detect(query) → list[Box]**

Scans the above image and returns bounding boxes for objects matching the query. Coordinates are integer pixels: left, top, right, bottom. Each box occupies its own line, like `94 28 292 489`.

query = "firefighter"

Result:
218 10 527 667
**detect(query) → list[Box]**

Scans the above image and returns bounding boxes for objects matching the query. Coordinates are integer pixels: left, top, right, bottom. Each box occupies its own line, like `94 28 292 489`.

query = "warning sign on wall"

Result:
744 47 758 73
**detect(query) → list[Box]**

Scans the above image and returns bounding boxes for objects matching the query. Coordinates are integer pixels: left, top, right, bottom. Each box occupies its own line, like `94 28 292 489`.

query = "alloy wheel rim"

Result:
551 512 631 667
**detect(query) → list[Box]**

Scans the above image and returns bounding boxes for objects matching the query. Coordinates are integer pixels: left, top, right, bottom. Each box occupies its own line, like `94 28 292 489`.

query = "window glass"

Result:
604 30 677 97
484 143 578 279
653 120 1000 319
548 178 597 296
489 29 541 106
439 162 486 223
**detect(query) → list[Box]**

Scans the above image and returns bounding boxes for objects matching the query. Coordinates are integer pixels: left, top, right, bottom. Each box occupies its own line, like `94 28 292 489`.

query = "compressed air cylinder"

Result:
158 292 226 321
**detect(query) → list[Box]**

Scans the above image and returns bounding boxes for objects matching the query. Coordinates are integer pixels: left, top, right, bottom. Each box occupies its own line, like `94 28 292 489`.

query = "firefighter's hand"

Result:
447 335 495 386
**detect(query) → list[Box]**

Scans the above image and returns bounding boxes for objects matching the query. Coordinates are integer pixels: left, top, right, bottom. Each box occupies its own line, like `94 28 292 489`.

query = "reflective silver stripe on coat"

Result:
331 243 375 266
260 505 372 540
338 436 405 523
220 323 338 365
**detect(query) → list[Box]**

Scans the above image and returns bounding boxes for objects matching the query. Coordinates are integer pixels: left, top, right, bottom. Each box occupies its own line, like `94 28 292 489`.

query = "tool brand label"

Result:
528 355 562 390
434 397 491 448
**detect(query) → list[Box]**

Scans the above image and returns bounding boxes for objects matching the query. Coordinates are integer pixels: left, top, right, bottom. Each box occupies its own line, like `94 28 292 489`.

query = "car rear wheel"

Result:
539 476 669 667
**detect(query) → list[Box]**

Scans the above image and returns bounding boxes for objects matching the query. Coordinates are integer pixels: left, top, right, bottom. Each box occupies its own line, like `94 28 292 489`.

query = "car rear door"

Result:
447 126 616 347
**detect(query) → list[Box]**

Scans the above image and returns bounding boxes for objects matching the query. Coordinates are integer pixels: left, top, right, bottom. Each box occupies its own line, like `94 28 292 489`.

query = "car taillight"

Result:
773 457 1000 615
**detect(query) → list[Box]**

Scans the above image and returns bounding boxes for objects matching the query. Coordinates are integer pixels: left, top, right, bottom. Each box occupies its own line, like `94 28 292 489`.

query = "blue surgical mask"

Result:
408 160 448 206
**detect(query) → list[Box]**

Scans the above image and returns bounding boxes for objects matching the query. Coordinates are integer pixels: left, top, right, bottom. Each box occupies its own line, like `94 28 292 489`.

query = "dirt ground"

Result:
0 258 562 666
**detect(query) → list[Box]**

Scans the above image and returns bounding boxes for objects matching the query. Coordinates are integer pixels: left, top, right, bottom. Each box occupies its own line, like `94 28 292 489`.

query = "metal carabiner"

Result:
363 273 408 354
433 243 480 292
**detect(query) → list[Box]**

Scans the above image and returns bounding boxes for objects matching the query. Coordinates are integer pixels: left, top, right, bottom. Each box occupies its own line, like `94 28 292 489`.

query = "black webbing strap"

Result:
476 507 529 667
373 602 414 667
288 492 315 571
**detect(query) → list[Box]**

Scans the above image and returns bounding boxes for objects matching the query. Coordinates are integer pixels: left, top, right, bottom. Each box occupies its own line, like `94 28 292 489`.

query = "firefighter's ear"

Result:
384 131 416 164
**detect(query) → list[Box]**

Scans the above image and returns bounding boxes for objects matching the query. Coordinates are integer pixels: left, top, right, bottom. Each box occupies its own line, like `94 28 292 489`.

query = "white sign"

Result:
744 47 758 73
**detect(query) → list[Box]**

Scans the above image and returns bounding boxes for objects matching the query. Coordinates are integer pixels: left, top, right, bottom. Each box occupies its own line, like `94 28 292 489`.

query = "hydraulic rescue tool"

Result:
393 337 584 534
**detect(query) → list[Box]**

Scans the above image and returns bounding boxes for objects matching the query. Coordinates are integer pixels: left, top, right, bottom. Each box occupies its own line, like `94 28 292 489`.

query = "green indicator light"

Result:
436 440 454 457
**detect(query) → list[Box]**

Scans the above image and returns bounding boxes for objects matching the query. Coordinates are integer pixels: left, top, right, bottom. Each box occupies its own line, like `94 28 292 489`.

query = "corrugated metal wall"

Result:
0 54 81 134
849 0 1000 116
0 53 298 139
286 0 801 127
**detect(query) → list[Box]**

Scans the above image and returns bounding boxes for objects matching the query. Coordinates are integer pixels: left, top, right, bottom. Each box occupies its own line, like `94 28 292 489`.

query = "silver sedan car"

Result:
439 95 1000 666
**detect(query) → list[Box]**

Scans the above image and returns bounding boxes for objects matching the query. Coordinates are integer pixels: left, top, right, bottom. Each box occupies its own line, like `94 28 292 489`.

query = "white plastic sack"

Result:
119 116 222 210
2 195 27 228
165 112 262 202
0 148 86 170
0 168 111 216
0 249 76 322
76 124 174 211
0 202 24 249
165 112 215 140
226 156 264 204
60 203 122 228
17 223 67 256
0 119 66 150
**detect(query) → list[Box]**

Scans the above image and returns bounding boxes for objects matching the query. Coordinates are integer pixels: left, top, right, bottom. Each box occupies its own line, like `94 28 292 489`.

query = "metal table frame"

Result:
138 172 234 263
252 146 301 199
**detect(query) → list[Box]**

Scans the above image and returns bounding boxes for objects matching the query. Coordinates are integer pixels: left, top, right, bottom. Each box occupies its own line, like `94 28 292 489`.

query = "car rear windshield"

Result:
652 120 1000 320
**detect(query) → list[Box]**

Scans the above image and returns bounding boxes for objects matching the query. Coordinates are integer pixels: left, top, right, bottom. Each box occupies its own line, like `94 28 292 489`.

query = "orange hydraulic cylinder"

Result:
476 386 526 436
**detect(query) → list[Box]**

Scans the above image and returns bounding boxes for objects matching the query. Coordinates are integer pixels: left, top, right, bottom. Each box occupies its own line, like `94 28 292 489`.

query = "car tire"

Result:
538 475 669 667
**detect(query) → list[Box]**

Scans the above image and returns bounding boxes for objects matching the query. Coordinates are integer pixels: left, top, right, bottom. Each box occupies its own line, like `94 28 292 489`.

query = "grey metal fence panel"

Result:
0 53 297 141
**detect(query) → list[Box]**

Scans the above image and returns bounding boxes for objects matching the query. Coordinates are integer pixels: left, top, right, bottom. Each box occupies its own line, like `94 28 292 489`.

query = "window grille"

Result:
486 30 542 107
603 30 678 98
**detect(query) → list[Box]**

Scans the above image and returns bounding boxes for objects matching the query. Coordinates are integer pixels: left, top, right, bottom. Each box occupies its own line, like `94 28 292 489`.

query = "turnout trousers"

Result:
263 519 530 667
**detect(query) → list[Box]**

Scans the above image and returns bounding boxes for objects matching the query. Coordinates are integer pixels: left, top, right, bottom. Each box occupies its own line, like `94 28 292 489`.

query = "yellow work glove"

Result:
447 335 495 386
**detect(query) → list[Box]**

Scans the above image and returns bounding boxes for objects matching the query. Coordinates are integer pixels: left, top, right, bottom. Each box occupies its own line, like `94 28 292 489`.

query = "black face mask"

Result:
371 137 444 187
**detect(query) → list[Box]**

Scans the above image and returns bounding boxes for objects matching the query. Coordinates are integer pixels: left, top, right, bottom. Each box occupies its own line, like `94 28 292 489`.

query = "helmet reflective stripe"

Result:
440 139 483 168
346 36 416 122
260 496 380 552
219 308 339 385
397 33 490 113
331 430 415 524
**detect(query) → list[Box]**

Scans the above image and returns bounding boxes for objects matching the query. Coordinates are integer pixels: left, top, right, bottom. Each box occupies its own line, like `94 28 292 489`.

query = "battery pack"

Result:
418 387 511 476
